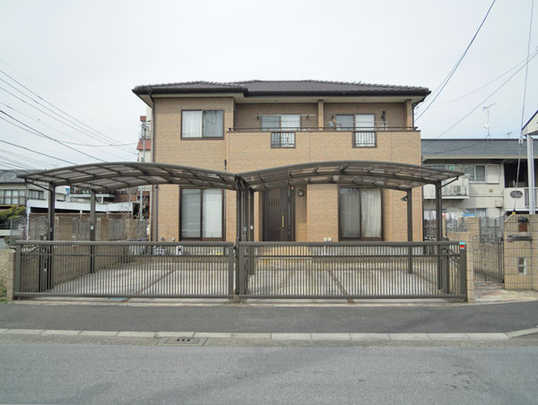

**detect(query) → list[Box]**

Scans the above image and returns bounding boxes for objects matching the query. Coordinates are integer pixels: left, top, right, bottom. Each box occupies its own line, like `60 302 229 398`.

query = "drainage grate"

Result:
160 336 205 346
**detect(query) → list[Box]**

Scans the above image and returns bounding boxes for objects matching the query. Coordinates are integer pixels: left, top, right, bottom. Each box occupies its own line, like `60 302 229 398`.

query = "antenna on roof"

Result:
483 103 495 138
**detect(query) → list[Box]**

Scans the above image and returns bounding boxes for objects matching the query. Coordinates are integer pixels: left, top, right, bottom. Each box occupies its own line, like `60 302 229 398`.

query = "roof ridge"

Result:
230 79 428 90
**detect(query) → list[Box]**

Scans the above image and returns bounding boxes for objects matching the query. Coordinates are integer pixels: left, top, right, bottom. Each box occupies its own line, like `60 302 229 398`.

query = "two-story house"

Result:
132 80 431 242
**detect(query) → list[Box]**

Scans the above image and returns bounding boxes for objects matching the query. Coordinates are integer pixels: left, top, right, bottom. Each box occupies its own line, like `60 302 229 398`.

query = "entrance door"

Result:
263 187 294 241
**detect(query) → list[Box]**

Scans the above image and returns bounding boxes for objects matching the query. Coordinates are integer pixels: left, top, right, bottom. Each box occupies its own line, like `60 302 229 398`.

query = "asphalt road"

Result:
0 342 537 405
1 301 538 333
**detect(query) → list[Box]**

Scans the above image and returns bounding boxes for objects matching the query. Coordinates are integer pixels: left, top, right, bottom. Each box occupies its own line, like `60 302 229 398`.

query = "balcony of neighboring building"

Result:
423 176 470 200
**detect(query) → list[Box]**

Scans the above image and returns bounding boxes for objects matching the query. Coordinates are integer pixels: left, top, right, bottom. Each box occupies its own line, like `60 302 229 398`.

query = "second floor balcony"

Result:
227 127 421 171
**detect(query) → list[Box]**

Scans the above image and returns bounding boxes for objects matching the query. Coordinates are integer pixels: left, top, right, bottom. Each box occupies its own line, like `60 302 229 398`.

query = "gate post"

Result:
89 190 96 274
14 243 21 299
439 244 449 294
227 246 235 298
460 244 468 300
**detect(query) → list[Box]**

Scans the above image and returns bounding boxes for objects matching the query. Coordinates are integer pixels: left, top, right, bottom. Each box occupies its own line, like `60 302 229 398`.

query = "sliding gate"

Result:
14 240 467 300
15 241 235 298
236 241 466 299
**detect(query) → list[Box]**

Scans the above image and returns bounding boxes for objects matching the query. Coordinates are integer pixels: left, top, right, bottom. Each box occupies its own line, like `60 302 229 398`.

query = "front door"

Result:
263 187 294 241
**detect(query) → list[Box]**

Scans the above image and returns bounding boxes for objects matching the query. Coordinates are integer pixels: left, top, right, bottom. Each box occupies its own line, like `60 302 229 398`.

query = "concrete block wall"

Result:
0 249 15 300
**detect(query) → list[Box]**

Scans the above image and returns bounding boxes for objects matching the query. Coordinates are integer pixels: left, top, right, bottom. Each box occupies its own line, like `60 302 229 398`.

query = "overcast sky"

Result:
0 0 536 169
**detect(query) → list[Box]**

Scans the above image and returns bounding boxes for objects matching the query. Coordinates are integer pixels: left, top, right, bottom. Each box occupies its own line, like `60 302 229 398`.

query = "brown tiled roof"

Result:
132 80 430 97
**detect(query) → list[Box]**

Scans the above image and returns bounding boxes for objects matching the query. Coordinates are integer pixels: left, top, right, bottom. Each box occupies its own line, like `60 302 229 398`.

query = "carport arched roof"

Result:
19 161 462 192
20 162 237 192
238 161 462 191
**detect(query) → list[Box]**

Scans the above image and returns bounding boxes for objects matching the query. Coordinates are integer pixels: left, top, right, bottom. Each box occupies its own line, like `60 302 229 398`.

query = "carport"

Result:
15 161 467 301
20 160 460 244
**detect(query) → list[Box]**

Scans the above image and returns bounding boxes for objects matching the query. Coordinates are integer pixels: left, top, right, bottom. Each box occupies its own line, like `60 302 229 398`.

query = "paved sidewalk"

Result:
2 327 537 342
1 301 537 333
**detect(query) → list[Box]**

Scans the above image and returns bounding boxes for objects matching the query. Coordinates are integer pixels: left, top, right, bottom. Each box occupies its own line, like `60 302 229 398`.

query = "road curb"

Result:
1 328 536 341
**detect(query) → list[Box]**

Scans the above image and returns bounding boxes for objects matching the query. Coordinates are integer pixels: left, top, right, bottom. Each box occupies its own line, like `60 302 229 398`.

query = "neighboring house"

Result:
0 169 133 240
133 80 430 242
422 138 538 220
0 170 48 208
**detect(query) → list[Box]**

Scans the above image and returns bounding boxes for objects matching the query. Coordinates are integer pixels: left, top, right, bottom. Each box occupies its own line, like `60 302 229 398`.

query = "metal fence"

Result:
14 240 467 300
15 241 234 298
473 217 504 282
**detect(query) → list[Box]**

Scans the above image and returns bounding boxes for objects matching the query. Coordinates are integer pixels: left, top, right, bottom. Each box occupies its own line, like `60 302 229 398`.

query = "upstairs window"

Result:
261 114 301 131
262 114 300 148
335 114 376 147
181 110 224 139
463 165 486 182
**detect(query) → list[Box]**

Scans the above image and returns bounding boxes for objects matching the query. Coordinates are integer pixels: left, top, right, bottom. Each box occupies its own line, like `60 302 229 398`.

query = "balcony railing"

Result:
423 177 470 199
230 126 417 133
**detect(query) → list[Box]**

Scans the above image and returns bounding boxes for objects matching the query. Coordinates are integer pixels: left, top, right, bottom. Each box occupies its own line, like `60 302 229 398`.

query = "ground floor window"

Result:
339 187 382 239
180 188 223 239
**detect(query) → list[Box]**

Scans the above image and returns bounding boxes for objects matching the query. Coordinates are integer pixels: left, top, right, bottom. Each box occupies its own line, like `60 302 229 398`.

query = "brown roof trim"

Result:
132 81 430 98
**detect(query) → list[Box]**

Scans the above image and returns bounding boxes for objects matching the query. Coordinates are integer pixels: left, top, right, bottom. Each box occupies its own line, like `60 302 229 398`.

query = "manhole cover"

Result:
161 336 205 346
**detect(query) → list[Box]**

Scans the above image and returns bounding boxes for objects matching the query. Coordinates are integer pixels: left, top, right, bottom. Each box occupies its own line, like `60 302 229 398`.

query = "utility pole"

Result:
138 115 147 221
527 134 535 214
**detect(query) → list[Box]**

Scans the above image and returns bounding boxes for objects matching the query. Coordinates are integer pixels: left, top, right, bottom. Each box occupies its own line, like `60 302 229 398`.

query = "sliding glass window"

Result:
180 189 223 239
339 187 382 239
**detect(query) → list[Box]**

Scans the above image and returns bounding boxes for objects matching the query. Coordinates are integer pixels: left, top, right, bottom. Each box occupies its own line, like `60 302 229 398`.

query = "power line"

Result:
0 154 30 169
416 0 497 120
0 101 136 149
436 50 538 138
0 100 136 160
516 0 535 191
0 110 106 162
0 68 125 145
0 77 136 158
0 126 75 165
0 152 33 169
0 78 117 147
444 48 538 103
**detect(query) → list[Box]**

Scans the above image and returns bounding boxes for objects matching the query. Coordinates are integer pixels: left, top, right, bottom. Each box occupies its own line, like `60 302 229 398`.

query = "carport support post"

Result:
47 184 55 241
407 189 413 274
248 189 254 241
235 186 243 297
46 184 55 290
435 182 444 290
89 190 96 274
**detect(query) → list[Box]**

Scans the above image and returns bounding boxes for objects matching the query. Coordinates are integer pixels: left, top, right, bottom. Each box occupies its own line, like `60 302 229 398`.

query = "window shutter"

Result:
280 114 300 129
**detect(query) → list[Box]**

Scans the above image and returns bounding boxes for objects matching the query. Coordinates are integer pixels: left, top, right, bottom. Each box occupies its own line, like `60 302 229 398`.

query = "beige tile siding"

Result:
153 97 232 169
307 184 339 241
153 97 422 242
